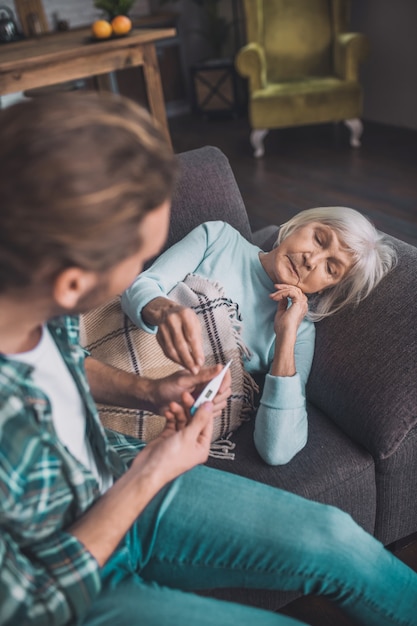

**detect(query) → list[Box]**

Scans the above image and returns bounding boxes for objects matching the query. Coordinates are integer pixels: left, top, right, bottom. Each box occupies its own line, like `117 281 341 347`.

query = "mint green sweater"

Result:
122 221 315 465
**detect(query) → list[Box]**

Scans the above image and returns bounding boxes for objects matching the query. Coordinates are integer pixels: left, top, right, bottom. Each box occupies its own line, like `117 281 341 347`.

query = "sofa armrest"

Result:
235 43 266 92
334 32 369 81
147 146 252 267
307 236 417 462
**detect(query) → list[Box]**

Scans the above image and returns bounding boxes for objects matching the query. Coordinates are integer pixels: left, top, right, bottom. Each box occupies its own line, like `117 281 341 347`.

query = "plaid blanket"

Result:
80 274 258 459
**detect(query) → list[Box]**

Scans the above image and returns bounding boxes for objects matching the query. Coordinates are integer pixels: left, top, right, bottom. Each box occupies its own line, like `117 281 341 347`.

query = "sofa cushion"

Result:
206 403 376 533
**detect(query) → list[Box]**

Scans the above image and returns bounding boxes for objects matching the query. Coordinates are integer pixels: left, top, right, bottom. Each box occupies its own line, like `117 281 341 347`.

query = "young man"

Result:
0 93 416 626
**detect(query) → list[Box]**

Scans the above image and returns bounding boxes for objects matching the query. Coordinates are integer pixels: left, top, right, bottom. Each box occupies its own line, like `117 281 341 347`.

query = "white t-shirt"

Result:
8 326 112 493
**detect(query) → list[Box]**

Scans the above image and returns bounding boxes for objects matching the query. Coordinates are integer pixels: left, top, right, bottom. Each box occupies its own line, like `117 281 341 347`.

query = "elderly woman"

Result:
121 207 396 465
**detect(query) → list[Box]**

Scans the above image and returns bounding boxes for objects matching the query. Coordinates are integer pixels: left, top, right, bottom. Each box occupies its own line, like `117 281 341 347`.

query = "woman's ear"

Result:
53 268 97 310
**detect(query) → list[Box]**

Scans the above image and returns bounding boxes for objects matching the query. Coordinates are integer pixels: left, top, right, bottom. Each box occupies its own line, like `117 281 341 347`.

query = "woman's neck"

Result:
258 250 277 283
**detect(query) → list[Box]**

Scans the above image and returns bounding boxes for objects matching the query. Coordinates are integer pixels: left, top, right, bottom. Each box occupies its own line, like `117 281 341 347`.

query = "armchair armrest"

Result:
235 43 267 92
334 33 370 81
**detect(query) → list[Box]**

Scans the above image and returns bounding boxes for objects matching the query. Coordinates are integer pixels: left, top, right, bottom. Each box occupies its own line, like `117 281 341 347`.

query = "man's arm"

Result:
70 394 214 563
0 526 101 626
0 382 222 625
0 402 215 625
84 356 155 411
84 357 230 417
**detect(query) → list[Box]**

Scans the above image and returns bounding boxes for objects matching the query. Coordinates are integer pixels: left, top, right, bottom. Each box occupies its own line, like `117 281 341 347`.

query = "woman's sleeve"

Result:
121 222 224 333
253 319 315 465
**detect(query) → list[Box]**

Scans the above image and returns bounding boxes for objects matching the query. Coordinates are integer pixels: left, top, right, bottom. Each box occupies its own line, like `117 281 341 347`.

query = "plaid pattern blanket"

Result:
80 274 258 458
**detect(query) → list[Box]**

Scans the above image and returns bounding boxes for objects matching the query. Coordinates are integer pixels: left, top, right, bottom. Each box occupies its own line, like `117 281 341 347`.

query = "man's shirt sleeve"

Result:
0 384 101 625
0 528 101 626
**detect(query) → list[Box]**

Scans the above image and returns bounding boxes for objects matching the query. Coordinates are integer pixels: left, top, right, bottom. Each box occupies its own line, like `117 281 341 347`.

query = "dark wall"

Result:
351 0 417 130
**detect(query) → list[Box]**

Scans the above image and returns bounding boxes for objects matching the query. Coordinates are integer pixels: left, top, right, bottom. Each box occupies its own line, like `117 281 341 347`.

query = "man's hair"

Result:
0 91 177 292
275 206 397 321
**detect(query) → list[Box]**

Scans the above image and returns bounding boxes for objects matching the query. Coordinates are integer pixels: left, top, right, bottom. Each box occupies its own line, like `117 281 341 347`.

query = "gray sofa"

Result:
151 145 417 611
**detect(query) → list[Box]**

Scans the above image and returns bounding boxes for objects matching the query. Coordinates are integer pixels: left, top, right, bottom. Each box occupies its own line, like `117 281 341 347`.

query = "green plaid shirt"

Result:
0 315 143 625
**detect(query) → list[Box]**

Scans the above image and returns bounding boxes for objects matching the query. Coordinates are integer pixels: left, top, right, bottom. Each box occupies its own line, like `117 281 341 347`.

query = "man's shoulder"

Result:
48 315 80 338
47 315 86 356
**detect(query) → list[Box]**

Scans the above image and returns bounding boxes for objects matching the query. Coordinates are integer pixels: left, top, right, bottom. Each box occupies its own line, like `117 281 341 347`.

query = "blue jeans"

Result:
82 465 417 626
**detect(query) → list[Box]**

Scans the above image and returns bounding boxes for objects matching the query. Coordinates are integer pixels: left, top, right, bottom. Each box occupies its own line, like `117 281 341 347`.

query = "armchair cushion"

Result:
260 0 334 81
250 78 361 128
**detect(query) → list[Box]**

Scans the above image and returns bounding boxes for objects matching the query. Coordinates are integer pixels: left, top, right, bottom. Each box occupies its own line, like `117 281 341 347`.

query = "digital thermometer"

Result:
190 360 232 416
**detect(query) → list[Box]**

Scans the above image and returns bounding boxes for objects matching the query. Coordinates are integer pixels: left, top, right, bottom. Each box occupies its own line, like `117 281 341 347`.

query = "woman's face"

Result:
271 222 353 294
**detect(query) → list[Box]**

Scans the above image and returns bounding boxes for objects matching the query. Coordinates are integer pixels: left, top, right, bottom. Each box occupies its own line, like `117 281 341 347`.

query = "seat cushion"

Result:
206 402 376 532
250 78 362 128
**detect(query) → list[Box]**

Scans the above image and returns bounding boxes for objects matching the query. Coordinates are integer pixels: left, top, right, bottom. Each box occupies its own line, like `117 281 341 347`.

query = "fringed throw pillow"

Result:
80 274 258 459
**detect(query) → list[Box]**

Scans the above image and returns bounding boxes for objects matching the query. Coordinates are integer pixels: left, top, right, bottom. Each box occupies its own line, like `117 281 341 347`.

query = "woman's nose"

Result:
304 250 323 270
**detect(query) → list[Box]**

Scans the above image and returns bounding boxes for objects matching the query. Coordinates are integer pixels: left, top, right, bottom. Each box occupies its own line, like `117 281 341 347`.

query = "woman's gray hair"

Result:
275 207 397 322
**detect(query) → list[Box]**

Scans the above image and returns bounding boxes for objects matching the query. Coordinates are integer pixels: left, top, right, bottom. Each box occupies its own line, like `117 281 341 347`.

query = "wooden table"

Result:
0 26 176 145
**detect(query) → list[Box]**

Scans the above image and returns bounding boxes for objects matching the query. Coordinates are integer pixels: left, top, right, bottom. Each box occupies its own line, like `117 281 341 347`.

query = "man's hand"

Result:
85 359 230 420
142 297 204 373
148 364 231 418
131 393 214 485
74 362 230 569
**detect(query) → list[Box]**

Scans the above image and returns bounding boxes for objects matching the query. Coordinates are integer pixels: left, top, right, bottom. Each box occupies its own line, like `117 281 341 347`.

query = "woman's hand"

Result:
142 296 204 373
269 284 308 377
269 284 309 336
147 364 231 419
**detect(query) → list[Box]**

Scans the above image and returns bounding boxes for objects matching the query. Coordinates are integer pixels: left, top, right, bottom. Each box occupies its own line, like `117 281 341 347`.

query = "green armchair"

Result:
236 0 369 157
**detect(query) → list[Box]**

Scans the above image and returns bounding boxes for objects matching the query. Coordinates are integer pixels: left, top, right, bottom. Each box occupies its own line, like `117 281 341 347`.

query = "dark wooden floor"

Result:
167 111 417 625
168 112 417 247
